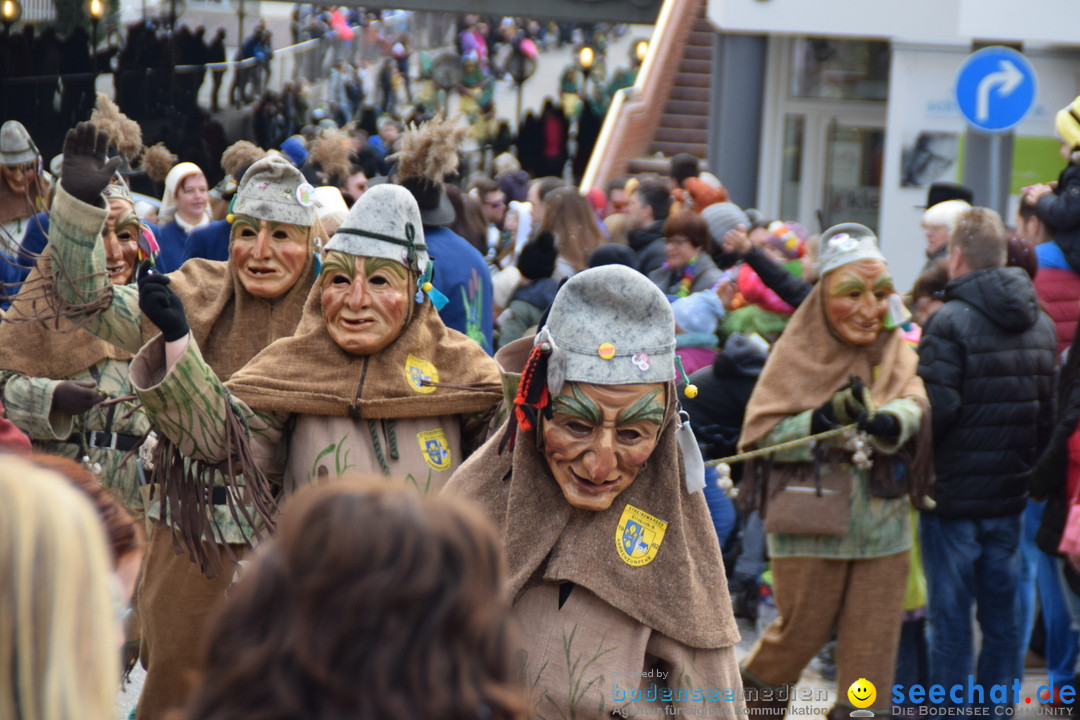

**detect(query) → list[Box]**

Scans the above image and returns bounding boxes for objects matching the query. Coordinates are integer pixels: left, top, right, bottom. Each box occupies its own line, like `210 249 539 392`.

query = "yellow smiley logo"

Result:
847 678 876 709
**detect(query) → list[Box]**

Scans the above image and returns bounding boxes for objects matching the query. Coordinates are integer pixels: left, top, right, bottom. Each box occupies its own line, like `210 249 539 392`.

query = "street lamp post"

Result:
635 39 649 65
578 45 595 101
2 0 21 120
87 0 104 74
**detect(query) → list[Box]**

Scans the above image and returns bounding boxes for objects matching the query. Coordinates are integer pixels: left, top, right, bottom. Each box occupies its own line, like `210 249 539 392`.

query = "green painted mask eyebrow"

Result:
552 383 602 425
231 214 260 233
230 216 308 237
873 274 895 292
319 250 356 282
830 274 867 296
617 388 665 425
112 211 141 235
364 256 408 279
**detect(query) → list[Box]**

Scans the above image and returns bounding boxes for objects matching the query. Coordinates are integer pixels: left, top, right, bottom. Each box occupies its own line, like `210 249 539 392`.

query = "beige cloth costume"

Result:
0 253 147 512
131 285 501 497
47 177 316 720
445 377 743 718
737 229 930 715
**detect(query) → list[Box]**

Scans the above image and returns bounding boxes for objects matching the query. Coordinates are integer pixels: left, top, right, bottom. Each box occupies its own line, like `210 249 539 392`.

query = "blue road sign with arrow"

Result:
955 46 1037 133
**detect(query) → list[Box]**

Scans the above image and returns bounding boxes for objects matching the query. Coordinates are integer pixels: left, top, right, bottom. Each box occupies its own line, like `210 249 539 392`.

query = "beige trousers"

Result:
743 553 909 714
135 525 246 720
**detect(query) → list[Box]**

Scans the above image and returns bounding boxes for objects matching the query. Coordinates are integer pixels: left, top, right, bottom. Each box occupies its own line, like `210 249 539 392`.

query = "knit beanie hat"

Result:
815 223 887 276
232 155 317 227
312 185 347 221
517 231 557 280
0 121 37 165
702 202 749 246
765 221 808 260
536 264 675 392
159 162 207 225
280 135 309 167
325 183 429 274
587 243 637 269
671 291 725 335
1056 95 1080 149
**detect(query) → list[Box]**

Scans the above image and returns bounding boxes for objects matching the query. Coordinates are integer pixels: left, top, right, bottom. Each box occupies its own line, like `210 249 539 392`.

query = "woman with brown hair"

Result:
649 210 723 298
180 478 528 720
537 186 606 280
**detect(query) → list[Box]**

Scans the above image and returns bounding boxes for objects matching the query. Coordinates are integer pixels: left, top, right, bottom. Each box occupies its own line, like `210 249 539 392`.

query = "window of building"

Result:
790 38 889 101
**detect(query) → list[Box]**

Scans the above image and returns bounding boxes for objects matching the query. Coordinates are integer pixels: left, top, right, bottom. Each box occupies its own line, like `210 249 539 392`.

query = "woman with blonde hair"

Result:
538 186 607 279
0 454 118 720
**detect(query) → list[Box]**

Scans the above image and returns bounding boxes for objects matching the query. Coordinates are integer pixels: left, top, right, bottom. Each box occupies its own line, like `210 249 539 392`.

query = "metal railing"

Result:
579 0 700 192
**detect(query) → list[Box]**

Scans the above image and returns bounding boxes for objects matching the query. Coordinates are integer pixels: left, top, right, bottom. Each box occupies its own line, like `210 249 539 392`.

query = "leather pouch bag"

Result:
763 462 851 536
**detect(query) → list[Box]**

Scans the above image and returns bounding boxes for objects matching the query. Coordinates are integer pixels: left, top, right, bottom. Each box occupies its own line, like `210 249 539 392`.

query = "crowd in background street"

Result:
3 8 1080 720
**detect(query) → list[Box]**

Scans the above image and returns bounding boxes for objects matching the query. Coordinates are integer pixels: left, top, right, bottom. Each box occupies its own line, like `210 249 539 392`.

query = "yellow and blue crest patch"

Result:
405 354 438 394
417 428 452 471
615 504 668 567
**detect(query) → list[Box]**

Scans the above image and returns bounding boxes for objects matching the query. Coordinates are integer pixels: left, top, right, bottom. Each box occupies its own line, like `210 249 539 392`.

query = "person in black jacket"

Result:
626 177 671 276
717 216 812 309
916 206 1056 710
1025 94 1080 275
682 332 769 620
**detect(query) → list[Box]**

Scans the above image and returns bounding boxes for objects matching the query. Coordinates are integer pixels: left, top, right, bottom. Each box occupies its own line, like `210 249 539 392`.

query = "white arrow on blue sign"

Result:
955 46 1037 133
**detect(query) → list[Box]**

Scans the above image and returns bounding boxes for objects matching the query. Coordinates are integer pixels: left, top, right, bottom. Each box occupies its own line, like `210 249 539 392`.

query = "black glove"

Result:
829 376 869 425
857 411 901 440
810 376 868 434
810 399 839 434
137 260 189 342
59 122 122 206
51 380 105 415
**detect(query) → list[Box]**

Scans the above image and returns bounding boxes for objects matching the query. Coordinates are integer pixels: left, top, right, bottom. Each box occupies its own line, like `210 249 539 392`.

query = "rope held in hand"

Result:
703 424 856 468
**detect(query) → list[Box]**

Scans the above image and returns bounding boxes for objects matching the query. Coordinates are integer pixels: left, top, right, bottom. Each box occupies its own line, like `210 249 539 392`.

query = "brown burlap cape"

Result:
443 390 741 650
0 252 132 378
155 255 316 382
740 275 926 450
225 279 501 418
149 250 316 575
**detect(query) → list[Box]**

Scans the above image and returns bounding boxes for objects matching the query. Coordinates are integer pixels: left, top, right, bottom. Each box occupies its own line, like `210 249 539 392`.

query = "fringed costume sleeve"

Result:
48 184 145 353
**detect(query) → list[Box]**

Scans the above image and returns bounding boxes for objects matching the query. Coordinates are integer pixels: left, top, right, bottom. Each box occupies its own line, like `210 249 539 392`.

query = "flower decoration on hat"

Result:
766 221 807 260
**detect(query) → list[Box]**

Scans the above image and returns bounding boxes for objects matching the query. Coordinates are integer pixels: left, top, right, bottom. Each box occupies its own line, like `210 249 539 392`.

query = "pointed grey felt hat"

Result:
233 155 317 227
815 222 887 276
324 183 429 274
0 121 38 165
536 264 675 392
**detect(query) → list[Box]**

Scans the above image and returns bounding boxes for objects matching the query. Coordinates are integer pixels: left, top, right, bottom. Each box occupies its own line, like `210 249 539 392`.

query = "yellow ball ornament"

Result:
684 384 699 399
225 213 235 223
422 281 433 292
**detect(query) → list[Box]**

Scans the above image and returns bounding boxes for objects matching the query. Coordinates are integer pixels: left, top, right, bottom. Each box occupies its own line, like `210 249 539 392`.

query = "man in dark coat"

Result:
626 177 670 276
916 206 1056 711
